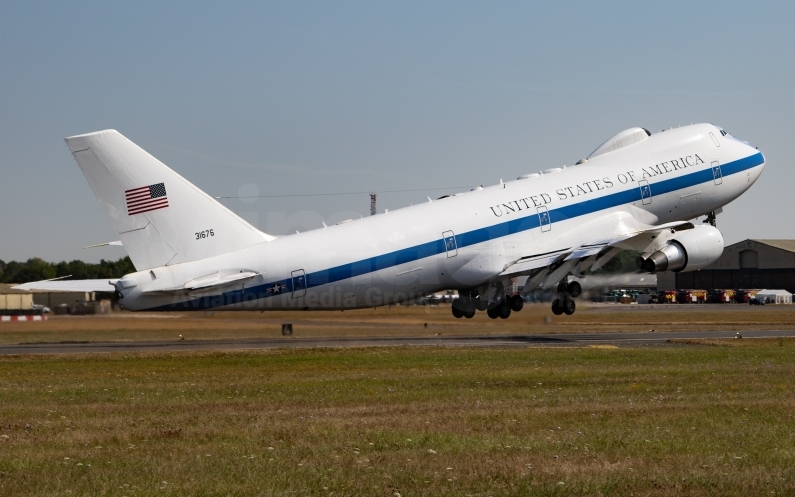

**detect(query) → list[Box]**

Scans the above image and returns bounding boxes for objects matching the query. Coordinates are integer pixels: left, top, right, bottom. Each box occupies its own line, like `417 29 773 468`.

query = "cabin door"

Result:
712 161 723 185
443 230 458 257
291 269 306 298
638 180 652 205
537 206 551 232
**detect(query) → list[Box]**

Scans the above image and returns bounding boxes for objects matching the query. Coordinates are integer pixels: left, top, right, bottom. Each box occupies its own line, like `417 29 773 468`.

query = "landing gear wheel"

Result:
551 299 564 316
498 303 512 319
475 299 489 311
563 298 576 315
487 307 500 319
463 310 475 319
509 295 524 312
567 281 582 298
704 211 717 227
452 307 464 319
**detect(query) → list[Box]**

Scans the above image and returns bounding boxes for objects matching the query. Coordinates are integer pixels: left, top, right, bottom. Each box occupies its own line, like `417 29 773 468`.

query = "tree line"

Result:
0 257 135 284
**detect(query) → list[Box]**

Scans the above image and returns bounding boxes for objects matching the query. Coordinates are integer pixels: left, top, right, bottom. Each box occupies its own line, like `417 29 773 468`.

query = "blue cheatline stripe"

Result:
153 152 764 310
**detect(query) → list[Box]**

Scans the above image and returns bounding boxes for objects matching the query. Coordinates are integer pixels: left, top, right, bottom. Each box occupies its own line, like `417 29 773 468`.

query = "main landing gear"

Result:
451 285 524 320
485 295 524 320
551 280 581 316
451 306 475 319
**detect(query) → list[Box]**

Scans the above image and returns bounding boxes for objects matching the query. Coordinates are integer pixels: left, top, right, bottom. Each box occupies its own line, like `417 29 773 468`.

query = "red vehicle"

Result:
734 289 761 304
658 290 679 303
708 289 736 303
677 289 708 304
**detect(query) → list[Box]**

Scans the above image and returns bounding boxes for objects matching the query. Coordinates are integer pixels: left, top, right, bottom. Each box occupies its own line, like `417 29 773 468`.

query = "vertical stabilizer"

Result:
65 130 274 270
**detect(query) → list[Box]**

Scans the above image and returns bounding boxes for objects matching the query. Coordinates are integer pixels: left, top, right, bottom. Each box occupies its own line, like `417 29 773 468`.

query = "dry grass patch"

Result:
2 304 795 345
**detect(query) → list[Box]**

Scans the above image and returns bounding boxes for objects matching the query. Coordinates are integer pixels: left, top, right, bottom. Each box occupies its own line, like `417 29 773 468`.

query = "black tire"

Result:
475 299 488 311
452 307 464 318
563 298 576 315
551 299 564 316
464 310 475 319
509 295 524 312
487 307 500 319
567 281 582 298
498 303 511 319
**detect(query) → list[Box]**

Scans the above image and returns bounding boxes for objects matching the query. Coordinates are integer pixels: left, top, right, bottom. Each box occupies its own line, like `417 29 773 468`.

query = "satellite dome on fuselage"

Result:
587 127 652 160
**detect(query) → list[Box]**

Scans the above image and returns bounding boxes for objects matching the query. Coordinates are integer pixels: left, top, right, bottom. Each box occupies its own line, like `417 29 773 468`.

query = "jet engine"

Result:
642 225 724 273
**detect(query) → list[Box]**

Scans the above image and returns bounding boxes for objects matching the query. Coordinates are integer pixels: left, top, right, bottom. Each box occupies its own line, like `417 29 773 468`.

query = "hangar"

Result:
675 239 795 293
0 283 109 314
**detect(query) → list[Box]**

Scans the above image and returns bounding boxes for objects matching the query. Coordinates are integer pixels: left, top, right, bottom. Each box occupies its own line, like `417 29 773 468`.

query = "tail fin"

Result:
65 130 275 270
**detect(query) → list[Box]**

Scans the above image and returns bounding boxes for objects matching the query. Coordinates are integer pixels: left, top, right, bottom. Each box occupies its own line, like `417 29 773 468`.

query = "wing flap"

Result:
499 249 571 277
500 219 696 280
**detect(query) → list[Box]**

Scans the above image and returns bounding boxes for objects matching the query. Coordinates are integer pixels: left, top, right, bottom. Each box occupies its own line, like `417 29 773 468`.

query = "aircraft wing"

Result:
499 215 693 280
13 279 118 292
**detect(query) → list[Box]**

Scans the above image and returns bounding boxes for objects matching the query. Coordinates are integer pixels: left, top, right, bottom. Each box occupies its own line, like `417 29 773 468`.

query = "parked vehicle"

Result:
708 289 736 303
735 289 761 303
677 289 707 304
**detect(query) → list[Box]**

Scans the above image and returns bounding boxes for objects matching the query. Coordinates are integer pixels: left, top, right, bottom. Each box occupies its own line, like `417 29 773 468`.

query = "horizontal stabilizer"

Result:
13 280 118 293
83 241 123 249
144 271 260 293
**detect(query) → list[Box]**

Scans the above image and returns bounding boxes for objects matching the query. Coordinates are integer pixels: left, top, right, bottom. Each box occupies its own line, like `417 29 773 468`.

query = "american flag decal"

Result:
126 183 169 215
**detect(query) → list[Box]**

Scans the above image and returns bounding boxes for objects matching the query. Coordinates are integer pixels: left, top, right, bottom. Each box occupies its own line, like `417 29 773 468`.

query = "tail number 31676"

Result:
195 229 214 240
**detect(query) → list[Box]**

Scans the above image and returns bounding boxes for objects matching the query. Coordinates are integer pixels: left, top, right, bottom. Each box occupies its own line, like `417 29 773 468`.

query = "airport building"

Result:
0 283 109 314
675 239 795 293
0 284 34 311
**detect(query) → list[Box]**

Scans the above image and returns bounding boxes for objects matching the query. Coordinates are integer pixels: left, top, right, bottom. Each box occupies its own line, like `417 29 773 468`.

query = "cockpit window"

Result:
720 130 728 136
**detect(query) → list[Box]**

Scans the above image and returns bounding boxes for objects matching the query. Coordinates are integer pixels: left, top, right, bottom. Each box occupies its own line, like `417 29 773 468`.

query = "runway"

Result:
3 329 795 355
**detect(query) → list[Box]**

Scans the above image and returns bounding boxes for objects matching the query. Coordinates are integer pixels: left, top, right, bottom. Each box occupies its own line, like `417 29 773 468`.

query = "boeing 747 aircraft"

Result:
16 124 765 317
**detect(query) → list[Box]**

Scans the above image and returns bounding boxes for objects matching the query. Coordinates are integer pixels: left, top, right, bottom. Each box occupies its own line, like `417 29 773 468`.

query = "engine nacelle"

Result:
642 225 724 273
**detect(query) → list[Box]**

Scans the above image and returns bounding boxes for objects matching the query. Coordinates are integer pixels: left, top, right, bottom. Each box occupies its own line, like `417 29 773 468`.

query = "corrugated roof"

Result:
0 283 31 295
750 240 795 254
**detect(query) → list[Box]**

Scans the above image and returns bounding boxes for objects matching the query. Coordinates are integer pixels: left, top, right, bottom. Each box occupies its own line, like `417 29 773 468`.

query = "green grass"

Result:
2 341 795 495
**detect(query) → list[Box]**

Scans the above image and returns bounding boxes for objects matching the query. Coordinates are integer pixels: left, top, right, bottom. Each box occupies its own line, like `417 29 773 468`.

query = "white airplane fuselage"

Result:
112 123 764 312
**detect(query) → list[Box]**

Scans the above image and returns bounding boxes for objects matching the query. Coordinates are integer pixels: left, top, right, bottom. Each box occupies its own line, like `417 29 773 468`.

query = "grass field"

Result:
2 340 795 496
1 303 795 345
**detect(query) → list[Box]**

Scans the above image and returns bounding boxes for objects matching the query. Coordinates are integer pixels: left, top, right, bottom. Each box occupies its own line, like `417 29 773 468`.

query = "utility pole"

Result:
370 193 377 216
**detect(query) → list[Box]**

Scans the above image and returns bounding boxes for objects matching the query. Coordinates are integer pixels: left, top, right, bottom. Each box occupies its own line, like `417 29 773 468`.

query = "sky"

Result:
1 1 793 263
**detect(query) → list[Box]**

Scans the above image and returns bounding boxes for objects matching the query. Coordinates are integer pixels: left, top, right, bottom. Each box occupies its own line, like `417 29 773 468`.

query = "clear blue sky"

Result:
1 1 793 263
